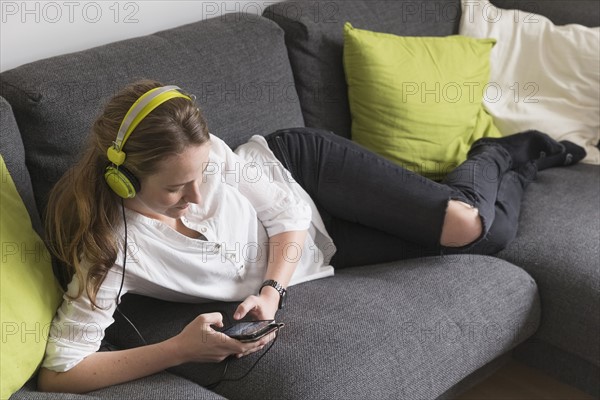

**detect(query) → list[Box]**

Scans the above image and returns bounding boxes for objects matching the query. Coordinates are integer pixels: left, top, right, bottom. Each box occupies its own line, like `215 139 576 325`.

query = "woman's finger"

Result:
198 312 224 328
234 296 258 320
235 343 266 358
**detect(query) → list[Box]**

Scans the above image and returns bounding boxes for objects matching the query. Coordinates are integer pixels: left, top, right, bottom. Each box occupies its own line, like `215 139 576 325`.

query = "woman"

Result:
38 80 584 393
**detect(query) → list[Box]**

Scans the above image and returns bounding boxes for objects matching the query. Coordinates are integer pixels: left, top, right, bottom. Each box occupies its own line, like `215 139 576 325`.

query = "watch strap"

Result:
260 279 286 309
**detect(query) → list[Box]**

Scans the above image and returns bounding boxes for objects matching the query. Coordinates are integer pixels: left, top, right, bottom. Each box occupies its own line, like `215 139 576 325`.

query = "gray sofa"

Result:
1 0 598 399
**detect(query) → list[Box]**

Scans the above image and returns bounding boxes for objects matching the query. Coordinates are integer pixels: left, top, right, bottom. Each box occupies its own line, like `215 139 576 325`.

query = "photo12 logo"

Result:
1 1 140 24
462 0 540 23
201 1 277 19
203 1 339 23
400 81 539 104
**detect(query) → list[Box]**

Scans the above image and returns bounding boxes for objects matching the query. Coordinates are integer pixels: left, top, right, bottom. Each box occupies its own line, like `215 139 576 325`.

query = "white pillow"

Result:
459 0 600 164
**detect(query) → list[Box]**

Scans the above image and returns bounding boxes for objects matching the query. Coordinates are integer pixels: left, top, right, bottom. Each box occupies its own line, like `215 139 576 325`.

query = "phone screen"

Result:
222 320 274 338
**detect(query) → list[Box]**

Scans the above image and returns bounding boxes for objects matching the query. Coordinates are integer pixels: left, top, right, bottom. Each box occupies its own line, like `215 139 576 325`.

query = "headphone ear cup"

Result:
104 165 141 199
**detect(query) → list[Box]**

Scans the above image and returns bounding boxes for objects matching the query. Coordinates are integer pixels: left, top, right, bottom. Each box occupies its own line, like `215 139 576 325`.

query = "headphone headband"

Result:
107 85 192 166
104 84 193 199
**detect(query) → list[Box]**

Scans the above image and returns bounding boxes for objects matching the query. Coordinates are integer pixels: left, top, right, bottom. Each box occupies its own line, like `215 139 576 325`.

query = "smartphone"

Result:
221 320 284 343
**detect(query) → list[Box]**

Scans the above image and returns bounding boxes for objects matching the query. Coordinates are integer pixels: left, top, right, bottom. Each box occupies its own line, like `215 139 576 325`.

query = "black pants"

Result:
265 128 532 268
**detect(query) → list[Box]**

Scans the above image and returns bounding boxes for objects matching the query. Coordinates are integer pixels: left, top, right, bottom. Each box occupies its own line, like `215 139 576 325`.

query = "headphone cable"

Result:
115 198 148 346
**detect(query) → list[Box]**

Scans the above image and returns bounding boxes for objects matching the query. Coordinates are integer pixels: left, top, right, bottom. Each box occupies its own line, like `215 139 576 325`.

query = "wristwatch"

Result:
260 279 287 309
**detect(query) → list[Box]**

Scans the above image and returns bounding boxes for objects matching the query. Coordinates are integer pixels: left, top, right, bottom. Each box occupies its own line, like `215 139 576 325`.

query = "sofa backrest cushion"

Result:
491 0 599 27
264 0 600 139
264 0 463 138
0 97 42 236
0 13 303 216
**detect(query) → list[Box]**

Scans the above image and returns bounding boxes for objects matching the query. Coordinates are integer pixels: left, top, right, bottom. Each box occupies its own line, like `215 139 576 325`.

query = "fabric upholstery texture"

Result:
497 164 600 367
106 255 540 400
0 13 303 217
11 371 226 400
0 96 41 235
491 0 600 27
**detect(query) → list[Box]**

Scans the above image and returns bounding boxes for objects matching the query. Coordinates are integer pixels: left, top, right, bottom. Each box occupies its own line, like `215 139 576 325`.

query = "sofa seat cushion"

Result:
497 164 600 368
107 255 539 400
0 13 303 217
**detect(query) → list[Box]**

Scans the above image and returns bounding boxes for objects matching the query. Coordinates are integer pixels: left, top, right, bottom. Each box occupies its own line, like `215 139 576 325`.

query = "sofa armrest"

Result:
10 370 226 400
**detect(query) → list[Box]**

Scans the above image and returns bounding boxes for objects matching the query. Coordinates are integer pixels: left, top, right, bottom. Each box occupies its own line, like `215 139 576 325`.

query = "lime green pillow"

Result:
0 155 63 398
343 23 501 180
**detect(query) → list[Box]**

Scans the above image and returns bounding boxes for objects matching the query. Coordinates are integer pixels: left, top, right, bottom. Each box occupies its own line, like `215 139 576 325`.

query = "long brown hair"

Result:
45 79 210 308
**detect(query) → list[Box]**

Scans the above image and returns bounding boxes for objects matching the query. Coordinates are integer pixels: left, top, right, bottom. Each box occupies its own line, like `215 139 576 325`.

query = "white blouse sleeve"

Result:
41 265 122 372
208 133 312 237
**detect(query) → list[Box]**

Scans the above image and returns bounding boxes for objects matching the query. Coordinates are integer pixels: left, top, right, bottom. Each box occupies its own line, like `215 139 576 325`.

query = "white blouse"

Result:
42 134 336 372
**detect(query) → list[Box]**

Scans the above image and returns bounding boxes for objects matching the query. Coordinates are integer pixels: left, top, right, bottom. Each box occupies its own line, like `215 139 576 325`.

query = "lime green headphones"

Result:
104 85 192 198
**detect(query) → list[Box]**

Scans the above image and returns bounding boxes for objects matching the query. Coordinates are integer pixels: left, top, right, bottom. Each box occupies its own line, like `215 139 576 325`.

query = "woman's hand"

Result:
172 312 271 364
233 287 280 321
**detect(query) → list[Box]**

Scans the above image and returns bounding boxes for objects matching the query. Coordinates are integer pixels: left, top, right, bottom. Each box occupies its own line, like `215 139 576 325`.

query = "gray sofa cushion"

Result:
497 164 600 369
491 0 600 27
264 0 462 139
0 13 303 217
11 371 225 400
107 255 539 400
0 96 42 236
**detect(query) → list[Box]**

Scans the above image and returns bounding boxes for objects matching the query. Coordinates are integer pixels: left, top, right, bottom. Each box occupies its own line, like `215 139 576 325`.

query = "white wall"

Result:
0 1 282 72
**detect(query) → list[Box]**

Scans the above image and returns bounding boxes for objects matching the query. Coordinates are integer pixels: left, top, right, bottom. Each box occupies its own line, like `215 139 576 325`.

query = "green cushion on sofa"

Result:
343 23 502 180
0 155 63 399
